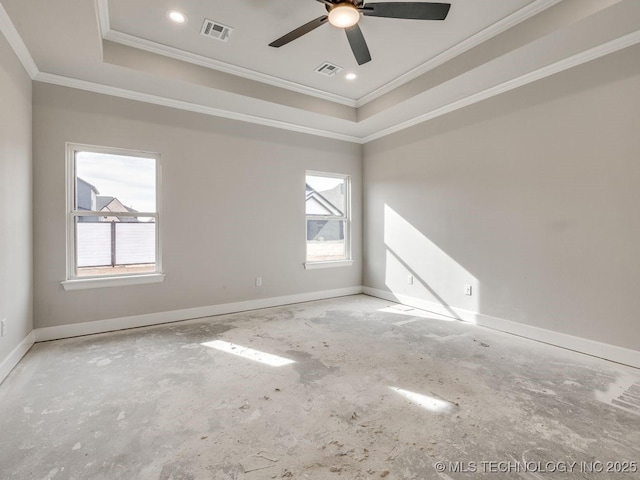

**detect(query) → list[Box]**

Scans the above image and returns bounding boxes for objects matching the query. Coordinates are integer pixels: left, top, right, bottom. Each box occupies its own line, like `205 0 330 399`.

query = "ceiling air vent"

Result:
200 19 233 42
315 62 342 77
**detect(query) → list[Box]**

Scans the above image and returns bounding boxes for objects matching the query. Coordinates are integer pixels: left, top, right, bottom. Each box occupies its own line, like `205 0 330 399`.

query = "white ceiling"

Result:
1 0 639 143
107 0 533 100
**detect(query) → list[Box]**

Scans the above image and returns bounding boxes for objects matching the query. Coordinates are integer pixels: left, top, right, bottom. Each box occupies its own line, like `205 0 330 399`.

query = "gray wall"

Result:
363 45 640 351
0 33 33 363
33 83 362 329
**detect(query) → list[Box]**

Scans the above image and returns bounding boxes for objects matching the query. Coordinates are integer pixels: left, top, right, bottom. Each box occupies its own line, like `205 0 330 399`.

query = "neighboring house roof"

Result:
318 184 344 214
96 195 114 211
76 180 138 222
76 177 100 212
306 184 344 217
77 177 99 195
96 196 139 222
97 196 138 214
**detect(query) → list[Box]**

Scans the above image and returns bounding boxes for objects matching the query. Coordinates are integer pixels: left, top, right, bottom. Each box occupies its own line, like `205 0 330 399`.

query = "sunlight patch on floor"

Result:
389 386 454 413
201 340 295 367
595 372 640 417
379 305 455 325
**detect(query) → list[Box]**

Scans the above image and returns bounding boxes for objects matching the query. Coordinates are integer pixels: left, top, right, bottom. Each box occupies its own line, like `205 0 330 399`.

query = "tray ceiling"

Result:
1 0 638 142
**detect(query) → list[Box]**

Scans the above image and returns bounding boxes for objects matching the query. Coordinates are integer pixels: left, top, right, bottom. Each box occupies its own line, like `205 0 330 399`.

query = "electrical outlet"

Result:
464 285 472 296
255 277 262 287
1 319 5 337
407 275 414 285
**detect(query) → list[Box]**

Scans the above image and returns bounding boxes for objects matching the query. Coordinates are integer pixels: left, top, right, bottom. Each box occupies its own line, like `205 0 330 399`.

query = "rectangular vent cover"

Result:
315 62 342 77
201 19 233 42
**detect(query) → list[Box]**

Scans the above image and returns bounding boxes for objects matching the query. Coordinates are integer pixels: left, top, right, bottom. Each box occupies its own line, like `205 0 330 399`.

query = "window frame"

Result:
62 143 164 290
304 170 353 269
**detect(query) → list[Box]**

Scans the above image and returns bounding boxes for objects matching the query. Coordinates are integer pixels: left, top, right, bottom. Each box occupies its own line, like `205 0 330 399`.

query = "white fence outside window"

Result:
76 222 155 267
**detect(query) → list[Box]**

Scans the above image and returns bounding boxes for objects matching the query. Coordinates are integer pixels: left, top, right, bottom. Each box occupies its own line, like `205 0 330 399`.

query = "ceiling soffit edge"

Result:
96 0 562 109
1 0 638 145
33 71 366 144
362 28 640 142
0 1 38 76
355 0 564 106
98 0 356 108
101 41 357 122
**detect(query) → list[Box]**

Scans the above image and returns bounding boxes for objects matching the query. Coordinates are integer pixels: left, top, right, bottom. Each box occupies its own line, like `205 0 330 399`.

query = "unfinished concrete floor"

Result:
1 295 639 479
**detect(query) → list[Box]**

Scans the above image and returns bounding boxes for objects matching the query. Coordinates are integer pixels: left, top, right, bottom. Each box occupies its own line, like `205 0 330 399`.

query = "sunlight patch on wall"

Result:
384 204 479 314
201 340 295 367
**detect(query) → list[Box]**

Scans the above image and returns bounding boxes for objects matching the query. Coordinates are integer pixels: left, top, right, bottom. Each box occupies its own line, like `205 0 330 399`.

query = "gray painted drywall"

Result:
32 83 362 329
0 33 33 363
363 44 640 352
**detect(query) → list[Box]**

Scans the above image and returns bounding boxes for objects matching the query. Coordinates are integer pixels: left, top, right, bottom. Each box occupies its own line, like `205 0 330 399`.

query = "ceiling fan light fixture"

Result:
328 3 360 29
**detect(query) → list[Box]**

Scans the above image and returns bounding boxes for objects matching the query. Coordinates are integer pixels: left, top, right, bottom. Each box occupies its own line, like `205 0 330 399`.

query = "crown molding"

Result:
103 29 357 108
96 0 357 108
33 71 364 144
355 0 564 107
95 0 110 39
0 0 39 78
94 0 109 59
363 28 640 143
31 26 640 146
6 0 639 146
97 0 562 111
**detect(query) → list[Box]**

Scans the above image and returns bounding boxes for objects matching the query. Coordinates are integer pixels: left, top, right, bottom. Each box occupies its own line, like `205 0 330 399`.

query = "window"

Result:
305 171 351 268
63 144 163 290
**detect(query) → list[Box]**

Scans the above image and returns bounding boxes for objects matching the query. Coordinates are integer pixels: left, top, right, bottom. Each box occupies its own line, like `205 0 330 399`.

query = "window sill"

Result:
62 273 165 291
304 260 353 270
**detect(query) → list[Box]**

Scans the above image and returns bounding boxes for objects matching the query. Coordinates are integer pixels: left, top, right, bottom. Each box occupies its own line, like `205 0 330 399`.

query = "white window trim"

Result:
304 260 354 270
63 143 163 289
62 274 165 291
304 170 352 269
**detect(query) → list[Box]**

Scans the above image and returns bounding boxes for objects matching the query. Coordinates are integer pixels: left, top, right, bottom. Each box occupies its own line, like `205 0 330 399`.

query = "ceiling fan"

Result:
269 1 451 66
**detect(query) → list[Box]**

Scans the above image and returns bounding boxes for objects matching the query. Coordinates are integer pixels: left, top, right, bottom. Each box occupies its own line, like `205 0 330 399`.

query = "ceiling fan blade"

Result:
345 24 371 65
269 16 329 48
361 2 451 20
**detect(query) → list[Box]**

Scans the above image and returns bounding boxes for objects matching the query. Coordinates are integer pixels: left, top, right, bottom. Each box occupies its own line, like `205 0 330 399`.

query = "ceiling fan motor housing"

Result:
325 0 364 10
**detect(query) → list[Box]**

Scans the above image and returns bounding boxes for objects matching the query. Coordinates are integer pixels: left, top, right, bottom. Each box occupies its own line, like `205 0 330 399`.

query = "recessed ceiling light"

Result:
345 73 357 81
167 10 187 24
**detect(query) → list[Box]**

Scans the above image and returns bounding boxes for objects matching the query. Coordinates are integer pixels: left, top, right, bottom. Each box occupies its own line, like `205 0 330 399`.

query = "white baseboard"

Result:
364 287 640 369
34 286 364 342
23 285 640 370
0 331 35 385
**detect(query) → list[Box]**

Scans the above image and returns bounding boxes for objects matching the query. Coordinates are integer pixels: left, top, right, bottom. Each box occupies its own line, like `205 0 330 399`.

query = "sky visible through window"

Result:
76 152 156 213
307 175 343 193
